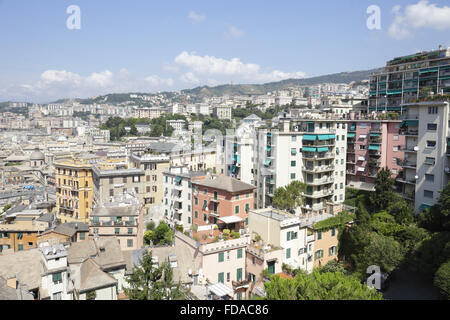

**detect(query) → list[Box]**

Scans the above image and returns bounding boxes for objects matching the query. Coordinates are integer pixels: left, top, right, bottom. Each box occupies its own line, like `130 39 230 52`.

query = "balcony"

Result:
368 150 382 157
401 146 418 153
368 160 381 168
302 165 335 173
347 149 356 154
232 279 251 289
398 160 417 169
399 129 418 136
346 170 356 175
302 189 333 199
397 177 416 185
302 152 335 160
306 177 334 186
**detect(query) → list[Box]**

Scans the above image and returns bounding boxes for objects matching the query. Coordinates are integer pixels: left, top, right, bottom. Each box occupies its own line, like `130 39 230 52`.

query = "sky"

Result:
0 0 450 103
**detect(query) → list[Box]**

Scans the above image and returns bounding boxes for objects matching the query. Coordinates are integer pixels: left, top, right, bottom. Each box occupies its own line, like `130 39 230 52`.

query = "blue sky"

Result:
0 0 449 102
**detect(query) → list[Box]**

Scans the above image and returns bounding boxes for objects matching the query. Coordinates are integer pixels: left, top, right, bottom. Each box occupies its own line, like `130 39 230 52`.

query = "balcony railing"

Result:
302 152 335 160
306 177 335 185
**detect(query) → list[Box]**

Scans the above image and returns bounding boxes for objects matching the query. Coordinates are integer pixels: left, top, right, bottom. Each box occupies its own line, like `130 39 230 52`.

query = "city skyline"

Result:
1 0 450 102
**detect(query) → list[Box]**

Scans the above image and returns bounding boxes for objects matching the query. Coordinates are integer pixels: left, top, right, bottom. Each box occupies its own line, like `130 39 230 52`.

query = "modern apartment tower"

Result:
396 101 450 213
369 47 450 113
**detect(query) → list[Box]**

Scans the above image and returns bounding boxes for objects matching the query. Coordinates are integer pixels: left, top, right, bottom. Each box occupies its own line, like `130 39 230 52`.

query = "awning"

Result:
357 167 365 172
208 283 234 297
317 134 329 141
419 204 432 211
359 135 367 139
267 146 272 151
302 147 317 152
306 121 314 124
369 145 380 150
370 133 381 137
218 216 244 224
358 156 365 161
317 147 329 153
347 133 356 138
401 120 418 127
265 159 272 166
303 135 317 141
175 177 182 183
328 134 336 139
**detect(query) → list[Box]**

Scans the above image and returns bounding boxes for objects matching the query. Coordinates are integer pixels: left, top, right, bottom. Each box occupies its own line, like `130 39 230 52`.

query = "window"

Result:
424 190 433 198
17 233 23 240
393 146 399 152
428 106 438 114
291 148 297 155
235 194 239 200
218 272 224 283
52 272 62 284
227 272 230 282
331 228 336 237
237 248 243 259
128 228 133 235
317 231 322 240
188 217 191 224
52 292 62 300
425 174 434 182
18 244 23 251
237 268 242 281
329 246 336 256
80 232 85 240
427 123 437 131
203 214 207 222
109 189 114 197
235 205 239 214
194 197 198 205
291 161 296 167
291 136 297 142
426 141 436 148
195 211 198 218
115 228 120 235
245 203 250 212
203 188 207 195
315 250 324 259
425 157 435 165
286 248 291 259
218 252 224 262
188 205 191 212
393 135 399 141
359 145 366 150
340 183 343 189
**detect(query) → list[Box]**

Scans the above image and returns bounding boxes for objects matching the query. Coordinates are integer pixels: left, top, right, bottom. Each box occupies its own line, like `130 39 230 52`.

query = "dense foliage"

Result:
263 270 382 300
143 221 174 246
272 181 307 212
124 251 188 300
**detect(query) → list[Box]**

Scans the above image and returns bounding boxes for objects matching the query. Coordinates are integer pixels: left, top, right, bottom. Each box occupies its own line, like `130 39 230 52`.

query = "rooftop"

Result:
194 175 255 193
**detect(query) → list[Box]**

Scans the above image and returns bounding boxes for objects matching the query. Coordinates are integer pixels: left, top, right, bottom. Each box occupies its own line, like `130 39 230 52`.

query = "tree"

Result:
129 124 138 136
264 271 382 300
151 221 174 245
146 221 156 231
354 233 405 278
319 260 346 274
272 181 306 212
388 200 414 225
419 182 450 232
434 259 450 299
371 167 395 211
123 250 188 300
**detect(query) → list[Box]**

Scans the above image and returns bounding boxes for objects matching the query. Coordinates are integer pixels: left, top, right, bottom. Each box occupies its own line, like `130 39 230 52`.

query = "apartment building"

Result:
254 118 347 217
166 119 186 133
369 47 450 112
191 175 255 244
213 105 232 120
89 192 144 251
346 120 405 191
170 147 217 172
129 153 170 212
396 101 450 213
248 208 315 273
312 227 339 268
55 159 94 224
134 107 165 119
162 166 206 231
0 223 46 252
92 164 145 206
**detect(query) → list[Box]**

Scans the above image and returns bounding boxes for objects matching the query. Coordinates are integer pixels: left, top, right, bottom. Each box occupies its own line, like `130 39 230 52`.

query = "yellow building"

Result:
55 159 94 224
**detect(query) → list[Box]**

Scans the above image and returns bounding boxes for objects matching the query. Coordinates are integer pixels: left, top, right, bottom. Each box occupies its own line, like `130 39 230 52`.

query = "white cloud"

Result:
389 0 450 39
180 72 200 85
1 69 175 102
225 25 244 38
188 11 205 23
174 51 306 83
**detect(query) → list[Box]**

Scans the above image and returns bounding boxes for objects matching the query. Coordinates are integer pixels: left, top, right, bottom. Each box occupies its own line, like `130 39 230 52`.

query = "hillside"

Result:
181 68 381 97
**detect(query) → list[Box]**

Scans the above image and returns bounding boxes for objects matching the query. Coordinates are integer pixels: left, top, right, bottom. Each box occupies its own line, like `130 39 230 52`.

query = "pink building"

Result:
346 120 405 191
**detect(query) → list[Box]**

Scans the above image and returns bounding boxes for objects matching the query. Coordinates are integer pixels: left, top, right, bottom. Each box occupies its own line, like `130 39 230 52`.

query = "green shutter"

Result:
218 272 224 283
286 248 291 259
235 205 239 214
237 268 242 281
218 252 224 262
237 248 243 259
